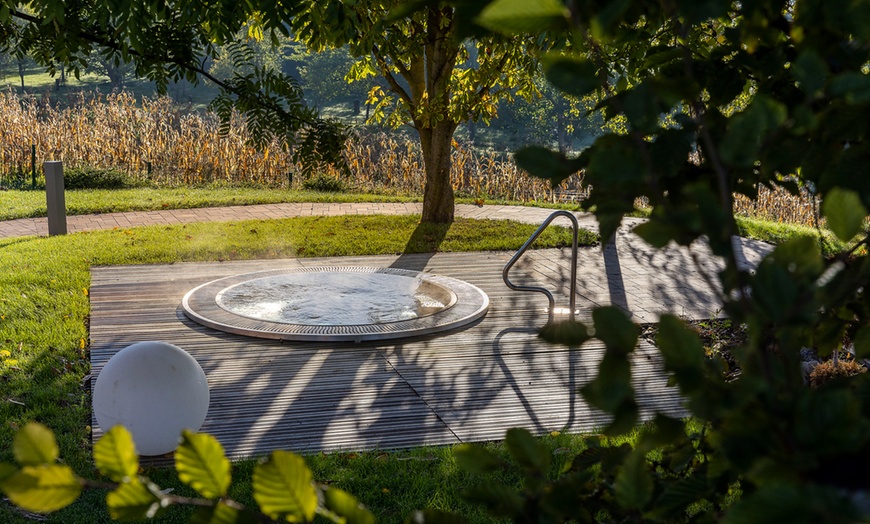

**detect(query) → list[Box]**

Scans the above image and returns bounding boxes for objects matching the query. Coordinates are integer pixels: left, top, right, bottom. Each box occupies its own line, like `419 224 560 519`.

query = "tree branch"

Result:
9 8 319 128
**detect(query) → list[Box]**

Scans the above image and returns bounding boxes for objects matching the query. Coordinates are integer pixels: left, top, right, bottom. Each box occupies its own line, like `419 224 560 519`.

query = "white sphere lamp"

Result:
93 341 209 456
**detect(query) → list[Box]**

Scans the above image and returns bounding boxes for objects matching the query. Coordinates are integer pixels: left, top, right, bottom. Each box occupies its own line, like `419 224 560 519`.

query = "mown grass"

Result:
0 187 426 220
0 187 589 221
735 215 851 257
0 214 593 523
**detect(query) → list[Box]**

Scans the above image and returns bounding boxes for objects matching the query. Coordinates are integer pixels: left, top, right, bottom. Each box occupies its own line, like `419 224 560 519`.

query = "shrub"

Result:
63 166 136 189
302 174 345 192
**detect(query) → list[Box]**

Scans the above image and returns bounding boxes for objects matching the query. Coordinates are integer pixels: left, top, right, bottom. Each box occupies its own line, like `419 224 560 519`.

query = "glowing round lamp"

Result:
93 341 209 456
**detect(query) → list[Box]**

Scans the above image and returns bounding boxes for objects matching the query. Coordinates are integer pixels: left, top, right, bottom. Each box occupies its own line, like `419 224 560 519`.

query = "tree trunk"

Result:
18 59 25 89
557 112 569 154
419 122 458 223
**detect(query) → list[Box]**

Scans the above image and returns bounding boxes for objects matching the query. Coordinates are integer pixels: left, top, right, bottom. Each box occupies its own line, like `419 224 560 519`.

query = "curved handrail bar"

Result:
502 210 579 323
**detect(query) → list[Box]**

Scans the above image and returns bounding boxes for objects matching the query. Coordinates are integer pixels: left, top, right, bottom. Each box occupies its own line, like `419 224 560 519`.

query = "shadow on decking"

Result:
88 245 710 463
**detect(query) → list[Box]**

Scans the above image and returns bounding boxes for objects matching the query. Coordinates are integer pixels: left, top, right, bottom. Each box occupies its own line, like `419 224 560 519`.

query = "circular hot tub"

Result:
181 267 489 342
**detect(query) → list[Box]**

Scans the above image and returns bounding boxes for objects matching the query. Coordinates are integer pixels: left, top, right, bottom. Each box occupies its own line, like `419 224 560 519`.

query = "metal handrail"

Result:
503 210 579 323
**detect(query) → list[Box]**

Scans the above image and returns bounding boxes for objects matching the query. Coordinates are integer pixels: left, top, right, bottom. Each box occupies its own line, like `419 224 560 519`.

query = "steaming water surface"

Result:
215 272 449 326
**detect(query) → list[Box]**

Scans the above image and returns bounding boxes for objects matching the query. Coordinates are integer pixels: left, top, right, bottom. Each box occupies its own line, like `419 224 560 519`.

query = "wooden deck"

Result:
90 249 688 460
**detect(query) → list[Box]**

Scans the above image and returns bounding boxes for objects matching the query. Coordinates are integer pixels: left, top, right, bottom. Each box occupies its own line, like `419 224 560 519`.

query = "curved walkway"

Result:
0 202 611 238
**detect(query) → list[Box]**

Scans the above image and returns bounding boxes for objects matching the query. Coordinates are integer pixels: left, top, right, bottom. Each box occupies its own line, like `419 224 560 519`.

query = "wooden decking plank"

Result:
90 250 688 460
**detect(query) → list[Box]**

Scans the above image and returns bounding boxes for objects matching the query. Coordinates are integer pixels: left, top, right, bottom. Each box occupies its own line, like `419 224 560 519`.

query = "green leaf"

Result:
599 443 633 475
829 72 870 103
822 188 868 241
642 47 682 70
674 0 731 24
0 463 16 483
567 447 605 473
623 82 664 133
646 473 709 520
515 146 584 187
656 315 705 393
604 398 639 436
462 483 524 517
107 479 166 522
13 422 59 466
595 210 627 248
477 0 568 34
542 473 595 522
752 264 799 323
323 486 376 524
0 465 82 513
581 351 633 412
792 50 828 95
638 414 687 450
190 502 258 524
94 426 139 483
454 444 503 474
633 220 678 248
543 55 599 98
593 307 638 355
539 320 590 346
854 324 870 358
406 509 470 524
176 431 231 499
584 136 646 191
505 428 550 474
720 95 787 167
253 451 317 522
721 484 808 524
590 0 631 39
614 451 653 510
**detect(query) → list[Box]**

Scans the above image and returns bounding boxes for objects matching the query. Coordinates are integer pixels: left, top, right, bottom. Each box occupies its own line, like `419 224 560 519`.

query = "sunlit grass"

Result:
735 215 849 257
0 187 424 220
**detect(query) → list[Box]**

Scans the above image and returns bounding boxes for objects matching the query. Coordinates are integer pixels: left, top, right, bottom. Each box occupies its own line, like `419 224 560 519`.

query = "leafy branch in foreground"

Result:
436 0 870 522
0 423 374 524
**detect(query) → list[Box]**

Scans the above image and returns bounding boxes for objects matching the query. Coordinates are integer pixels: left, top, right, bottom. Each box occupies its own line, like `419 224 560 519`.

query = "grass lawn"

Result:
0 213 594 523
735 215 850 256
1 66 218 109
0 188 425 221
0 187 590 221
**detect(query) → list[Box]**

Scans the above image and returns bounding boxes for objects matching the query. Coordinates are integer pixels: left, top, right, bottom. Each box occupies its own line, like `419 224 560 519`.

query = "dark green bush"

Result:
302 174 345 192
62 167 136 190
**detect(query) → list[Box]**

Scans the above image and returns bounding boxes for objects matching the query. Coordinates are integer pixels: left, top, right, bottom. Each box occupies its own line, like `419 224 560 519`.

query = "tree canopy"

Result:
291 1 545 222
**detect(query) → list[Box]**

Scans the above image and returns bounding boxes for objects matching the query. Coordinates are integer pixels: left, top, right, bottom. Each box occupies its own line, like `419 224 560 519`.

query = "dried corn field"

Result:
0 91 818 224
0 92 294 186
734 185 820 227
323 132 578 203
0 91 576 201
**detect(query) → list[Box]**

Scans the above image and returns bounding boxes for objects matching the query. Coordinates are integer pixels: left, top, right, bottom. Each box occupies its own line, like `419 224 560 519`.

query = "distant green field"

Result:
0 64 219 109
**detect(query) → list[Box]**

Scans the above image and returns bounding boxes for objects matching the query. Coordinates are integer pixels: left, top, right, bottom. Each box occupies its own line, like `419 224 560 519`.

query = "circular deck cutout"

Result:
182 267 489 342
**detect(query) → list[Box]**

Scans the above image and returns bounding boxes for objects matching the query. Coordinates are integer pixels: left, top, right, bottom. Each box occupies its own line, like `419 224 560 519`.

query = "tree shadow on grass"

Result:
389 220 450 271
